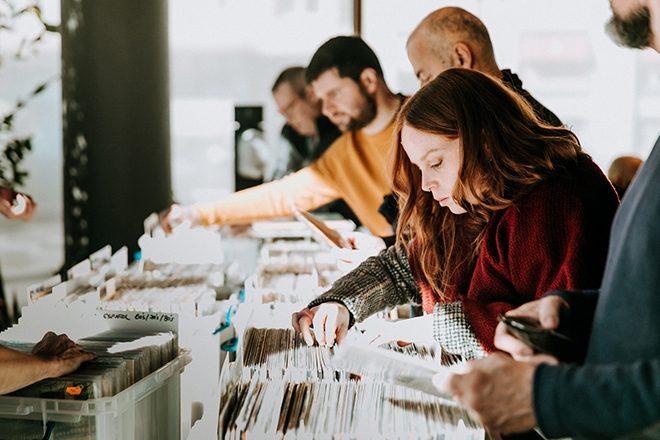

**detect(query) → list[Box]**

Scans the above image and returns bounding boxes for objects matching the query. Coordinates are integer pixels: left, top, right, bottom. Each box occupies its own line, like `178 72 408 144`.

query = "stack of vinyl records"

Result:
244 239 347 304
220 379 482 439
101 262 229 317
218 327 483 439
5 331 177 400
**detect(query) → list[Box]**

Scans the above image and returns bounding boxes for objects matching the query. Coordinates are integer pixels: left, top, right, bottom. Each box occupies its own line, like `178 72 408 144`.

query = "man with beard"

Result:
434 0 660 437
161 36 401 237
269 66 360 225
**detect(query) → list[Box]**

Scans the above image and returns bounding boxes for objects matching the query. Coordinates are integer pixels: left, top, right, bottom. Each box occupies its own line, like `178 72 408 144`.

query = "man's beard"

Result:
606 6 652 49
345 84 378 131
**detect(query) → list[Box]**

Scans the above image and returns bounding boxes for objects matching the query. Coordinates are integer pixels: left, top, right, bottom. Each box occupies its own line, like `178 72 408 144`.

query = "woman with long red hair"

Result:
292 68 618 360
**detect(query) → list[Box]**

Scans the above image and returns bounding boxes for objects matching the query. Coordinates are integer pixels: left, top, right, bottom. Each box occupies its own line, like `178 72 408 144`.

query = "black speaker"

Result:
234 106 264 191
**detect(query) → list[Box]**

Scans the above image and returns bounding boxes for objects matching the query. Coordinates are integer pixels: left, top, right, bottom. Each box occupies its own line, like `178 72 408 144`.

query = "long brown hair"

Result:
393 68 583 296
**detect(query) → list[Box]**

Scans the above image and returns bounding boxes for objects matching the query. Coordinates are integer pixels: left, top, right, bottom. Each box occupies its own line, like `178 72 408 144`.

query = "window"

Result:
169 0 353 203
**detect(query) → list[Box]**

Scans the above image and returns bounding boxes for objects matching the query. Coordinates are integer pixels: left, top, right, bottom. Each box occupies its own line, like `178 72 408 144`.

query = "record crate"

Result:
0 351 190 440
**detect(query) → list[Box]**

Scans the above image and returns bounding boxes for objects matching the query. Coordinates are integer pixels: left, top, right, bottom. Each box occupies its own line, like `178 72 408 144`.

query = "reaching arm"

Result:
535 358 660 438
0 345 53 394
307 245 421 325
0 333 94 395
192 167 341 225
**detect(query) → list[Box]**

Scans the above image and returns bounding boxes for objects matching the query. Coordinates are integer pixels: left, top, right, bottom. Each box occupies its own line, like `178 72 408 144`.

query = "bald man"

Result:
379 7 564 232
407 6 562 127
608 155 643 198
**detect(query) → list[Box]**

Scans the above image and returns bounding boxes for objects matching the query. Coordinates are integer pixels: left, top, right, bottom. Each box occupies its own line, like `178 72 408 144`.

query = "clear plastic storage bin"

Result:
0 352 190 440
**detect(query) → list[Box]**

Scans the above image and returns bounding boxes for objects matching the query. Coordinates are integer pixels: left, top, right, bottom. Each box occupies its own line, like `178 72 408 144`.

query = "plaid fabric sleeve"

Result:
433 302 487 362
308 245 421 325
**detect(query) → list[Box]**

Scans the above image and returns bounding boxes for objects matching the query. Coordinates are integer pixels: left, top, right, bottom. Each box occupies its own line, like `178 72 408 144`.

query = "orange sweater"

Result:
192 121 395 236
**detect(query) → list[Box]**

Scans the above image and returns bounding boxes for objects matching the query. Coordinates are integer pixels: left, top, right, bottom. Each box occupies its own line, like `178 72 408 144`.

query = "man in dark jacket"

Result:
436 0 660 437
407 6 561 126
271 66 341 180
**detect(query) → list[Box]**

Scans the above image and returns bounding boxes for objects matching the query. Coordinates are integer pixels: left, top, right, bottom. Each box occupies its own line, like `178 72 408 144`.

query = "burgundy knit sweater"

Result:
412 157 619 352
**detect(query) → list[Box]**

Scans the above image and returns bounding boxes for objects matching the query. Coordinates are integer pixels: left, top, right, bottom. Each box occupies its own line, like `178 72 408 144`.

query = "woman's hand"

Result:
332 231 386 271
341 231 386 252
292 302 351 347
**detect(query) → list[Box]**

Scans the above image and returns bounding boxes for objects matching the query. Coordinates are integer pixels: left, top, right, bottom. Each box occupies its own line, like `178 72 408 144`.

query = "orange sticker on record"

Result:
65 386 83 396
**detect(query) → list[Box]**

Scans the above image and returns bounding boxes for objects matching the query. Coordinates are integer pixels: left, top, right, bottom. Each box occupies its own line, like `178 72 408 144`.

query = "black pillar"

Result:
61 0 171 269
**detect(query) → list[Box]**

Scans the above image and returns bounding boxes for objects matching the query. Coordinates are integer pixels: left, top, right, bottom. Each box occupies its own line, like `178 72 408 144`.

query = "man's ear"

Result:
359 68 379 94
304 84 319 104
451 42 474 69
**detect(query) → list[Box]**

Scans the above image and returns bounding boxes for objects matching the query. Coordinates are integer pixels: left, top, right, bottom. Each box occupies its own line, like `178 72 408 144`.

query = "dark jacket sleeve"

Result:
534 358 660 438
546 289 599 362
307 245 421 325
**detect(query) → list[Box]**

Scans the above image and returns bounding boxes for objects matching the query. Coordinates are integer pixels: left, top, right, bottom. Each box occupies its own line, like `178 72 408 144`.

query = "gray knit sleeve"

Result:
307 245 421 324
433 302 487 362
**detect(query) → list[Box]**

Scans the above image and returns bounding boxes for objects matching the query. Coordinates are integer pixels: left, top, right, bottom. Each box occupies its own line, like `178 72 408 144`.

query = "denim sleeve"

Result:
544 289 599 362
534 358 660 438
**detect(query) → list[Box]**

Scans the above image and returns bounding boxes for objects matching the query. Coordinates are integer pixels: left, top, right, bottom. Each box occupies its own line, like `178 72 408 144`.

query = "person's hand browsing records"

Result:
332 231 386 271
158 203 199 234
494 295 569 364
291 302 350 347
354 314 435 347
341 231 386 252
433 352 538 434
32 332 96 378
0 187 36 221
0 332 95 395
292 303 435 348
